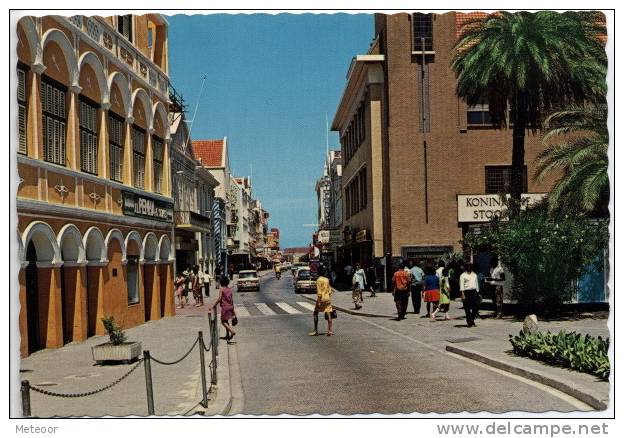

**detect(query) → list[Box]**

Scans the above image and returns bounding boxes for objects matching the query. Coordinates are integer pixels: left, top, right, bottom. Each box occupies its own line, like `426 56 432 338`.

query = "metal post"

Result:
143 350 155 415
198 331 209 408
21 380 31 418
210 310 218 385
212 307 219 358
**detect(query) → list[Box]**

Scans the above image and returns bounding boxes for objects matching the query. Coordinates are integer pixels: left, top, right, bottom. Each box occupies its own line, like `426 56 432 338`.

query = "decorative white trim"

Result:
86 260 109 267
68 84 83 94
78 51 110 104
31 63 46 75
107 70 132 116
17 155 174 204
131 88 153 129
22 221 62 264
63 261 88 268
101 102 112 111
83 226 107 262
124 230 144 261
105 228 127 261
126 115 135 125
54 183 69 200
142 232 159 262
57 223 87 264
36 261 63 269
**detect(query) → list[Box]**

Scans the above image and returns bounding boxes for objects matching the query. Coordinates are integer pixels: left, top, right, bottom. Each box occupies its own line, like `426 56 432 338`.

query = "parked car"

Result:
237 270 260 292
294 267 316 294
291 262 308 277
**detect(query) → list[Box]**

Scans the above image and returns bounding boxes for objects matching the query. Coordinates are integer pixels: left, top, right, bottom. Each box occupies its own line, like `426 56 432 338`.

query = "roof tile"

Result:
193 139 225 168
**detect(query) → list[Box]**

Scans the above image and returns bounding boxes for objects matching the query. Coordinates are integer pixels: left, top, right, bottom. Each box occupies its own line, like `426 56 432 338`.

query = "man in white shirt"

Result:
459 263 480 327
352 263 366 310
488 259 505 318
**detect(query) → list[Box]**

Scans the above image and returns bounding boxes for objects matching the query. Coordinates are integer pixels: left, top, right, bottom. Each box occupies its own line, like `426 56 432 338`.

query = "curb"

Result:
445 344 608 411
301 293 393 318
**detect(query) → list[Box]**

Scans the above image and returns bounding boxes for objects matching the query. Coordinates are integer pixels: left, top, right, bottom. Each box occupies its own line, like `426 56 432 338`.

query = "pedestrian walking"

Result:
208 276 237 343
366 264 377 297
422 266 440 318
460 263 480 327
408 260 424 314
309 267 334 336
174 272 186 308
431 268 452 320
191 265 204 307
352 263 366 310
203 269 212 297
488 258 505 318
392 263 411 320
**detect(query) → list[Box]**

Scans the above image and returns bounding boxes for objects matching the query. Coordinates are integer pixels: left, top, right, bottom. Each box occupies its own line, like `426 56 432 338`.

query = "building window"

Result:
485 166 528 194
17 67 28 155
108 113 124 182
117 15 133 42
40 77 67 166
413 13 433 51
152 136 164 194
132 126 145 189
79 97 99 175
359 167 367 210
467 103 493 126
147 27 153 49
126 255 140 305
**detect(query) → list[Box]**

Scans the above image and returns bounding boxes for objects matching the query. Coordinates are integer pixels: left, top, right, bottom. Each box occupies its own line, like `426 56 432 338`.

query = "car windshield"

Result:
239 272 257 279
297 270 311 279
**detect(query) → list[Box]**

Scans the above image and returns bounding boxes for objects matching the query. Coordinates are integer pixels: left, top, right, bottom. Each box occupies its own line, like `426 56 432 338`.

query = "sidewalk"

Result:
303 290 610 410
18 297 231 418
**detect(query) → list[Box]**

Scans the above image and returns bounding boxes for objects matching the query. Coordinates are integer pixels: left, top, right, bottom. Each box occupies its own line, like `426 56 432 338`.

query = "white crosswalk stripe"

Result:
234 304 251 317
296 301 316 311
255 303 277 316
275 302 302 314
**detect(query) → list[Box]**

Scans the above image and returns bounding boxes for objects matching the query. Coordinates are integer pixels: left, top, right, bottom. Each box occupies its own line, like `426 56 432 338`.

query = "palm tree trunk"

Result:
510 123 525 217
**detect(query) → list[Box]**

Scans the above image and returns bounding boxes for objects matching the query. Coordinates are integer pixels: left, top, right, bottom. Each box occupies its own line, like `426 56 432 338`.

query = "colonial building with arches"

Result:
15 14 175 357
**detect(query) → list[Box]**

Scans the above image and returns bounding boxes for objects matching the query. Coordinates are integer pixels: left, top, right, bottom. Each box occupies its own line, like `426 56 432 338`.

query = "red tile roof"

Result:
455 12 489 38
193 139 225 168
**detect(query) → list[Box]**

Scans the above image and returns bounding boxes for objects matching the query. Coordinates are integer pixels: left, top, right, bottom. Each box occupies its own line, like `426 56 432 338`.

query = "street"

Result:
229 273 583 415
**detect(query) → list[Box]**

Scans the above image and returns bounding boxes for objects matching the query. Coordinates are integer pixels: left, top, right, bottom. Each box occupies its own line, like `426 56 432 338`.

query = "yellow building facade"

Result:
15 14 175 357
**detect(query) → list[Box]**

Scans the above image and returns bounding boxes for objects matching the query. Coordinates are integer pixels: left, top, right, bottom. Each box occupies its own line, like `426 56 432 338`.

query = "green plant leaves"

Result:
509 329 609 379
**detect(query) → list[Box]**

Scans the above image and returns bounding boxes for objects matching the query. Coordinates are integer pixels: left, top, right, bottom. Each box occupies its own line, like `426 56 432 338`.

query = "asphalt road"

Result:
230 273 581 415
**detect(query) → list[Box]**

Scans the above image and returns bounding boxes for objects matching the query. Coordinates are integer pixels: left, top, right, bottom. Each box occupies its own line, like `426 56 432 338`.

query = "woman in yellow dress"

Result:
310 266 334 336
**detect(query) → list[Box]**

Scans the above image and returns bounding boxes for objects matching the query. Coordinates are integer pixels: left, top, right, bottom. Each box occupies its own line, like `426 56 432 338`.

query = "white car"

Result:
237 270 260 292
294 267 316 294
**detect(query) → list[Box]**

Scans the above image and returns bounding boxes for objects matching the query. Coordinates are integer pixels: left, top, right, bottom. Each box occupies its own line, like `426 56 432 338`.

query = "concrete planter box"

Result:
92 341 142 365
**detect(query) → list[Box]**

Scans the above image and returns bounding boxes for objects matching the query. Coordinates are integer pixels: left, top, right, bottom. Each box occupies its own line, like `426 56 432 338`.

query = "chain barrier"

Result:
28 359 144 398
23 328 220 416
150 337 200 366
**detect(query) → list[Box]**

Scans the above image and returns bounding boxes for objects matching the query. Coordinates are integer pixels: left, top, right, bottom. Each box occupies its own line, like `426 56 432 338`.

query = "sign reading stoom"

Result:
457 193 546 223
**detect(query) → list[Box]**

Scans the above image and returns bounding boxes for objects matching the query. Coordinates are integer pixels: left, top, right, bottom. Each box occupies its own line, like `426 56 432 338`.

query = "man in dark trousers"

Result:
460 263 480 327
408 260 424 314
392 263 411 320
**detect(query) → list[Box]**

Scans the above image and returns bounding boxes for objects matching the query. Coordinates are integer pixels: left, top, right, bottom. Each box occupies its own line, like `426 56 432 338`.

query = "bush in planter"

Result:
102 316 127 345
463 202 608 315
509 330 610 379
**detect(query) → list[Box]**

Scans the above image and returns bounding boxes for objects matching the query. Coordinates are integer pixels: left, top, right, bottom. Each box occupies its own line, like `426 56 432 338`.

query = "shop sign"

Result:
318 229 342 244
355 229 368 243
122 191 174 223
457 193 546 223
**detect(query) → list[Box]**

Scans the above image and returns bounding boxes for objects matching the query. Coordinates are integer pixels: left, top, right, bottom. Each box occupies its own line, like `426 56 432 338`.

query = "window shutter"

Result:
17 70 26 101
59 121 66 164
18 104 27 154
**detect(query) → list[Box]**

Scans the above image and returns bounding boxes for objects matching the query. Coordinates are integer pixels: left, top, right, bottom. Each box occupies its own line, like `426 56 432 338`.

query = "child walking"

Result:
431 268 452 321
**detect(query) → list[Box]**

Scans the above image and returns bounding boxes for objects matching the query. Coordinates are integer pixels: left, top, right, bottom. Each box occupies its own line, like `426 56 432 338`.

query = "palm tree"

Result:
534 103 608 215
452 11 607 214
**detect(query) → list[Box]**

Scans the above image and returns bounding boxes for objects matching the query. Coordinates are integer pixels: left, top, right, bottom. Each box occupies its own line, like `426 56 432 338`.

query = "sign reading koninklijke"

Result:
457 193 546 223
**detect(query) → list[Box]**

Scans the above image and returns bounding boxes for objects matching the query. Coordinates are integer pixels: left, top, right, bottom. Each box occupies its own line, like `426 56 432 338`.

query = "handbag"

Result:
324 309 337 320
232 315 238 326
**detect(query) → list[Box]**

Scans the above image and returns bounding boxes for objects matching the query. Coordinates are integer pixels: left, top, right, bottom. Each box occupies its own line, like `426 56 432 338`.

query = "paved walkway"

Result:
303 290 610 410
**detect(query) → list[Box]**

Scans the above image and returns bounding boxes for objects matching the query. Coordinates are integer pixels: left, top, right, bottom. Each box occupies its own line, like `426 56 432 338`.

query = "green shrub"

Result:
509 330 610 379
102 316 127 345
463 202 608 314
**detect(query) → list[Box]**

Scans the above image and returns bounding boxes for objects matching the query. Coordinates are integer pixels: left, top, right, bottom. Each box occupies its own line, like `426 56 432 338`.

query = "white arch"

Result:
131 88 153 129
22 221 61 264
41 28 79 87
78 51 110 104
151 100 170 141
143 232 159 261
158 234 172 262
107 71 133 118
124 230 144 261
105 228 127 262
16 230 27 268
57 224 86 263
83 226 107 262
17 16 43 67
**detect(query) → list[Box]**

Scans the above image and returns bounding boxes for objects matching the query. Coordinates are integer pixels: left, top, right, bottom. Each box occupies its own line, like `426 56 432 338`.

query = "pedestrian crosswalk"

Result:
233 301 314 318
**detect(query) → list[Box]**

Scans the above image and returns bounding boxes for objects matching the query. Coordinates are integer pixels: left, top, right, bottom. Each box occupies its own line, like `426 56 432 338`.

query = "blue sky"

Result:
168 13 373 248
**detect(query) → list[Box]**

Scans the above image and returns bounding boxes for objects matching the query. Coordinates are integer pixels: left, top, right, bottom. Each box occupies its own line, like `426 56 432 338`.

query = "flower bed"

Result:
509 330 609 379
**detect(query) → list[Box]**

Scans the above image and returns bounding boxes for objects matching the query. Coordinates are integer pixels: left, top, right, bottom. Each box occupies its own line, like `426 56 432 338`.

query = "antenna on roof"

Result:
184 74 208 154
